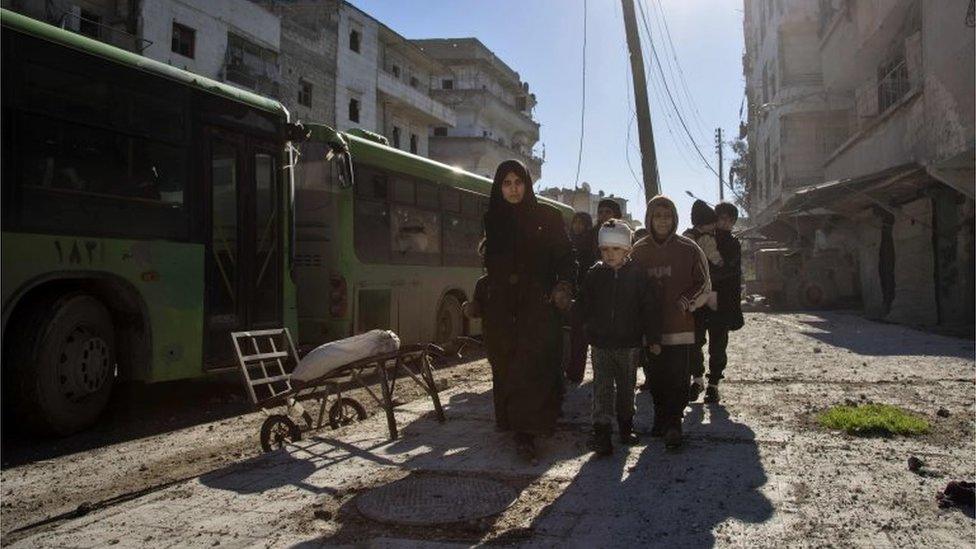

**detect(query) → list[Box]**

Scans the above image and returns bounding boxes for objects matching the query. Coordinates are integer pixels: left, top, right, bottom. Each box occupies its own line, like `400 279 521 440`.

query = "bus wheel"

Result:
435 295 463 349
9 294 116 436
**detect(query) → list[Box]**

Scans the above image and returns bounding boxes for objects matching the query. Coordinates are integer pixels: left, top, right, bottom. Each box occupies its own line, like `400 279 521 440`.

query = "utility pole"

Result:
715 127 724 201
621 0 660 201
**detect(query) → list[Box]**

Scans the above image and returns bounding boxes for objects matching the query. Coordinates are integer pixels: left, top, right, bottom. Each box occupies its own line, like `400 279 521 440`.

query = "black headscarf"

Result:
485 159 537 255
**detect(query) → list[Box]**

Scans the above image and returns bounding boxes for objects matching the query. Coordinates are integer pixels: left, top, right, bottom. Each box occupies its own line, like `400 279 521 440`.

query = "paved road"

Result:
4 312 974 547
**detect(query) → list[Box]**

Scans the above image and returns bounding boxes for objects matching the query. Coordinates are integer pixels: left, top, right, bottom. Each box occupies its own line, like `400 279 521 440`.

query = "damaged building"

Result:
742 0 974 328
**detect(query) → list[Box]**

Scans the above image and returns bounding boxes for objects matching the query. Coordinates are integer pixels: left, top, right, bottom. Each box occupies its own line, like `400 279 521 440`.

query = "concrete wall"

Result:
335 3 378 132
139 0 279 79
260 0 338 126
885 197 937 326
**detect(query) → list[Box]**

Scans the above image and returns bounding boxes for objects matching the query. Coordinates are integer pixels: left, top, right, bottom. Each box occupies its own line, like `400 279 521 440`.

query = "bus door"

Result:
204 128 283 367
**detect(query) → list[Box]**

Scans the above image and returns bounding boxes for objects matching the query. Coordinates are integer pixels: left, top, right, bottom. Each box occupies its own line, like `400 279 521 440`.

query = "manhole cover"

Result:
355 475 518 526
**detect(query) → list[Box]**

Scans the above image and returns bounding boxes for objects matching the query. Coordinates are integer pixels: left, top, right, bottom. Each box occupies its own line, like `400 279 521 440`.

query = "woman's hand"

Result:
550 281 573 313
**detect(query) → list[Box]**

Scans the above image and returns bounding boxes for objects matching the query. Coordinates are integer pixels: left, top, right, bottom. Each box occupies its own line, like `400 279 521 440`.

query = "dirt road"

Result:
3 311 974 547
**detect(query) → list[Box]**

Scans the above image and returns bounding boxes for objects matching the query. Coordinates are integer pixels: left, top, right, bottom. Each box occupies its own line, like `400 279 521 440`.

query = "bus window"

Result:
416 181 439 210
355 168 388 200
391 176 414 204
354 199 391 263
390 204 441 266
13 113 189 239
441 188 461 213
443 214 481 267
209 141 239 319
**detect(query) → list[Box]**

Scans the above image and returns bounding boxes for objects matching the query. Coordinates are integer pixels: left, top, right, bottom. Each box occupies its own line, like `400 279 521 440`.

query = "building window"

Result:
516 96 527 111
392 126 401 148
433 127 448 137
349 29 361 53
410 134 418 154
348 97 360 123
171 22 195 58
391 64 400 78
877 56 910 113
298 79 312 108
409 76 419 88
79 10 101 38
441 79 453 90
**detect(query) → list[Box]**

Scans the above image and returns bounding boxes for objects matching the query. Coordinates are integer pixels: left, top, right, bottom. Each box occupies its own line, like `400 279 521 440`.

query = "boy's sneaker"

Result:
588 424 613 456
703 385 720 404
688 380 704 402
664 421 683 450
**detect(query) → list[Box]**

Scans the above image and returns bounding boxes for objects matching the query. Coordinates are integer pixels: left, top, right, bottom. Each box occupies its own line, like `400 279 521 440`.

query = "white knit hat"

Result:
598 219 633 249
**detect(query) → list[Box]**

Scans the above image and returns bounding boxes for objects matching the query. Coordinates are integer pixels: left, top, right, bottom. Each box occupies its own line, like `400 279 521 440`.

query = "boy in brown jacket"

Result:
630 195 711 449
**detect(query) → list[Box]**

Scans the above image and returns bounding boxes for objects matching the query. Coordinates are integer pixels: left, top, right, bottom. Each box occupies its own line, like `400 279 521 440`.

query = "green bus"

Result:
1 10 299 434
293 124 573 347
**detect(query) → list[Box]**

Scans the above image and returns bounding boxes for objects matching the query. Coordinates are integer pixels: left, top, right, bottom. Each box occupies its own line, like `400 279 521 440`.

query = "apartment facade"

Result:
743 0 974 327
335 3 455 157
413 38 543 180
538 184 636 228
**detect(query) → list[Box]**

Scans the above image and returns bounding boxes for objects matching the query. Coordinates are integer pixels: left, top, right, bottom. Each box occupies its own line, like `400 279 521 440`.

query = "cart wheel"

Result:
260 415 302 452
328 398 367 429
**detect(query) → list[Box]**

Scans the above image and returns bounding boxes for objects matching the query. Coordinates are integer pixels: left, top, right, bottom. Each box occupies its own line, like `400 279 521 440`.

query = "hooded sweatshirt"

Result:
630 195 711 346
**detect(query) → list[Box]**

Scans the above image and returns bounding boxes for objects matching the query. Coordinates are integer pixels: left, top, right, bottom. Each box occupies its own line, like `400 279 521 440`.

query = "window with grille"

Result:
442 79 453 90
348 97 360 122
877 56 910 113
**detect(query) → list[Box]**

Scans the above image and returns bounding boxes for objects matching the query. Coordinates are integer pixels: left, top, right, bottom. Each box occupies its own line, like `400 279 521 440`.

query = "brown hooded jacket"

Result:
630 195 711 346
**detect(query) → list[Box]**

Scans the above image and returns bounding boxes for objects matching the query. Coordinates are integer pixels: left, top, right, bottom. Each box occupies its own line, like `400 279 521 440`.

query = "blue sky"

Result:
349 0 745 229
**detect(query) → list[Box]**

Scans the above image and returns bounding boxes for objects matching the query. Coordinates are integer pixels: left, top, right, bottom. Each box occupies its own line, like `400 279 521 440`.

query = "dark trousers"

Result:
565 316 588 383
691 325 730 384
649 345 691 425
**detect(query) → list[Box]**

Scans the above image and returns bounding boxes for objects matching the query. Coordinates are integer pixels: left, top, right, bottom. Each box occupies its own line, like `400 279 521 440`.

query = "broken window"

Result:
410 133 418 154
349 29 361 53
391 204 441 265
392 126 401 149
442 79 453 90
79 10 101 39
348 97 360 123
433 127 448 137
171 22 195 58
298 79 312 108
516 95 527 111
409 76 419 88
391 64 400 78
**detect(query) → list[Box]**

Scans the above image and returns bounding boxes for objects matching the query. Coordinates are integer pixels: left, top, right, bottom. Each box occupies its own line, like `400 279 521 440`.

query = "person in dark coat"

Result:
702 202 744 404
566 212 595 383
483 159 576 463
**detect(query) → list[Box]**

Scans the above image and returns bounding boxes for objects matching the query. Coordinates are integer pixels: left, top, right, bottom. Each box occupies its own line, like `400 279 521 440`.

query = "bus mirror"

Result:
337 150 355 190
286 121 310 142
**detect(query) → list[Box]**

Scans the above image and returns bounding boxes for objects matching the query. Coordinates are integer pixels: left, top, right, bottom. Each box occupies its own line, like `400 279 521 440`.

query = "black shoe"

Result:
703 385 720 404
664 421 683 450
588 424 613 456
617 416 640 445
689 381 703 402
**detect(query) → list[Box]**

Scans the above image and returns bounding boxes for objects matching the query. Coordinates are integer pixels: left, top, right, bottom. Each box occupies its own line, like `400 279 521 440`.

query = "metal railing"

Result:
59 11 152 53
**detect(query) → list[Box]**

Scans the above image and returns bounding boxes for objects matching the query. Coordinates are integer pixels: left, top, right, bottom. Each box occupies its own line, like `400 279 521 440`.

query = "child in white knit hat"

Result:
578 219 659 456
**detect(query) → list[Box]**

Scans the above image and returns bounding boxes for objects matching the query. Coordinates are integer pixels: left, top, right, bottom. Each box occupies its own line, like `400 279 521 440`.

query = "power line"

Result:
573 0 587 189
636 0 721 180
652 0 710 139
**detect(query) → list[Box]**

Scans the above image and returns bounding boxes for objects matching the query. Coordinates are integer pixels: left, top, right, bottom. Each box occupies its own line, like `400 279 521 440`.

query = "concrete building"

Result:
256 0 339 126
742 0 974 327
334 3 455 157
538 184 636 228
1 0 145 51
413 38 544 180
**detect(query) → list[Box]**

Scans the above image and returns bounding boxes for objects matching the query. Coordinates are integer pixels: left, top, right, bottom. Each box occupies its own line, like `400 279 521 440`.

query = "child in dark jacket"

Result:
580 220 659 456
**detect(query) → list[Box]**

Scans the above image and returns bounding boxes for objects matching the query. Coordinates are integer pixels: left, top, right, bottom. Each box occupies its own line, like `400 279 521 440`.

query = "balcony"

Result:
430 88 539 137
59 11 151 53
377 70 456 126
428 135 543 179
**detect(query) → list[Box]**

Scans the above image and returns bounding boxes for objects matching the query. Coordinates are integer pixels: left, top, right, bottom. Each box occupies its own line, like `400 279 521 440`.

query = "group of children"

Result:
579 195 742 453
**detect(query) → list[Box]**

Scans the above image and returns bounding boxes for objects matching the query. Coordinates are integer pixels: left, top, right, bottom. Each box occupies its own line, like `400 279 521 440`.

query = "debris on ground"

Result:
936 481 975 509
908 456 924 473
937 407 951 418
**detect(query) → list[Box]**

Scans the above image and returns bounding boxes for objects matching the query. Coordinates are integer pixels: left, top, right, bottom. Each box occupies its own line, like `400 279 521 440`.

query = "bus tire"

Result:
434 294 463 349
8 293 116 436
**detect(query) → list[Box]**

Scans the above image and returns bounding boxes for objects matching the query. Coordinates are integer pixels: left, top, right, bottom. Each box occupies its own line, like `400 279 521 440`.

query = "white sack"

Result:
292 329 400 383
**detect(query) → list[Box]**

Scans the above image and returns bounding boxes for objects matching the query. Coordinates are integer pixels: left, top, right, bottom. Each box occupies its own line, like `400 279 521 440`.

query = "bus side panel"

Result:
1 233 205 383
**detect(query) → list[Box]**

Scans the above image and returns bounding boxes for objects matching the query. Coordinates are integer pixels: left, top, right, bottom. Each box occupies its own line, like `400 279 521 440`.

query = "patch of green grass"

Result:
818 403 930 436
